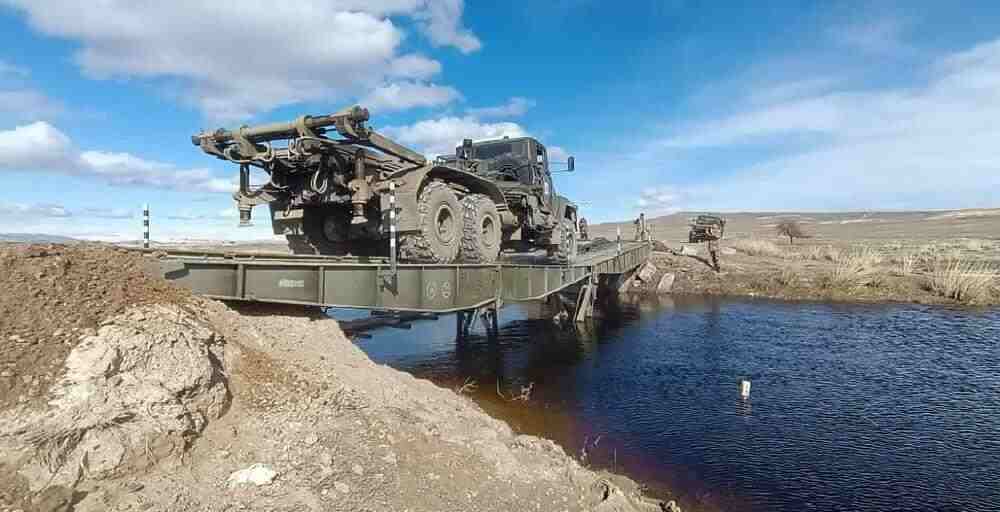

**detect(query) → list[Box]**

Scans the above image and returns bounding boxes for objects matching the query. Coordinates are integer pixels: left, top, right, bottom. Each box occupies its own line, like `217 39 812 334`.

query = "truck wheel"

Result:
551 219 578 264
460 194 502 263
399 181 462 263
287 206 350 255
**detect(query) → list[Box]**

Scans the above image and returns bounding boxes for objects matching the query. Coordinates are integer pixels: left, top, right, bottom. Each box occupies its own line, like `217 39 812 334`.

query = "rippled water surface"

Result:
334 297 1000 512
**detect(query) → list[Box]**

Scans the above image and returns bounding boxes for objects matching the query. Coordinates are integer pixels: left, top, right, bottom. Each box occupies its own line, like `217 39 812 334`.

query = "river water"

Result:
333 296 1000 512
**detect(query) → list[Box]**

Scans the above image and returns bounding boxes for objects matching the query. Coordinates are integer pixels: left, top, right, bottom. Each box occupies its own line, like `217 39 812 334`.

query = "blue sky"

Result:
1 1 999 241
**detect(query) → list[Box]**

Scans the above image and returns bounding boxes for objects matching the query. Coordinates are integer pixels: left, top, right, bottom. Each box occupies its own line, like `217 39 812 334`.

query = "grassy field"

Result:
595 209 1000 306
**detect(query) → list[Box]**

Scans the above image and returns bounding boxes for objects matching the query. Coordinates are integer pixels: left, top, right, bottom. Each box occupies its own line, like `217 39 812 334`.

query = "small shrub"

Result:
775 220 811 244
732 239 783 258
926 258 996 304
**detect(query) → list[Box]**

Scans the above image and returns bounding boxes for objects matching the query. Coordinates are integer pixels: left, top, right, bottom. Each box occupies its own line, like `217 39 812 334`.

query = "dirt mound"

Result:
0 244 189 411
0 244 677 511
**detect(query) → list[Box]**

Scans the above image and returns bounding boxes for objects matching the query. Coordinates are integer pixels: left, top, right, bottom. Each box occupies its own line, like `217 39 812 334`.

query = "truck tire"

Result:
460 194 502 263
551 219 578 264
287 206 351 255
399 180 462 263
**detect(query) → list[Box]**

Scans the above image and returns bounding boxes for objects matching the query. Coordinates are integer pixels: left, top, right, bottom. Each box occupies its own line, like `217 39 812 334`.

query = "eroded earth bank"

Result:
0 244 680 512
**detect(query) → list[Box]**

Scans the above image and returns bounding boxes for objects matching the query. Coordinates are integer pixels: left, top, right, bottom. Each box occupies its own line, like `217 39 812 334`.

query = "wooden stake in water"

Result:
740 379 751 400
142 203 150 249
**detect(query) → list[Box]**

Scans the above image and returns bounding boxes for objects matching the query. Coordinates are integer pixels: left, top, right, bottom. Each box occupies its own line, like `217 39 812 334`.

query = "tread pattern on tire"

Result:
398 180 460 263
459 194 501 263
552 219 578 264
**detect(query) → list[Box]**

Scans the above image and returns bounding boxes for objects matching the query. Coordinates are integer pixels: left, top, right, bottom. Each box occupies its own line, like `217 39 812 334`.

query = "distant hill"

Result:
0 233 79 243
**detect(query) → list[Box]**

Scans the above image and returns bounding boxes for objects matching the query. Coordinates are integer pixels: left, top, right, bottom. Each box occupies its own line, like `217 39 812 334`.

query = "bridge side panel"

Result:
322 266 380 307
244 265 320 302
167 263 238 298
502 266 591 301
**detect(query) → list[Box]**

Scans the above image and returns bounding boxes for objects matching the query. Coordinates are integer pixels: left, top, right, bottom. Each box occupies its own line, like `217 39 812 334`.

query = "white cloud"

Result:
0 203 139 219
0 202 71 217
635 186 683 216
467 97 535 118
3 1 479 120
78 151 233 193
363 81 460 112
167 208 238 221
388 54 442 79
0 121 75 168
384 116 528 157
745 77 842 107
828 17 914 56
78 207 135 219
0 121 233 193
0 89 66 121
638 36 1000 211
548 145 570 162
414 0 482 53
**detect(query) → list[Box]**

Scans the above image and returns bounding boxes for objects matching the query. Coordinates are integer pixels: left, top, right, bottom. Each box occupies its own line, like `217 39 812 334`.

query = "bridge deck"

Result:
151 241 650 313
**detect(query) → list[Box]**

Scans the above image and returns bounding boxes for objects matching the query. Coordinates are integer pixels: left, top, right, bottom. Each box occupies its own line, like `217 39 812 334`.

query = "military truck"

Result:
191 105 579 264
688 214 725 243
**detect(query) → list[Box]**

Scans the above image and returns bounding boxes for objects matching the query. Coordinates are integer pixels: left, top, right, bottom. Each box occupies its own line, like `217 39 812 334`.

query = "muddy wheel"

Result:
399 181 462 263
459 194 502 263
550 219 578 264
287 206 353 255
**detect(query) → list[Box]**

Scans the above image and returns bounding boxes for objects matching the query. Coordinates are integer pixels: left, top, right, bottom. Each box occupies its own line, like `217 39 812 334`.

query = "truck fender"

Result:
384 165 512 232
550 196 579 245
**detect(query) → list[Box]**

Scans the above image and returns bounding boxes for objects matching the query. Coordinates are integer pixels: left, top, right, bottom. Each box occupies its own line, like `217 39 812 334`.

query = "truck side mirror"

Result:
567 156 575 172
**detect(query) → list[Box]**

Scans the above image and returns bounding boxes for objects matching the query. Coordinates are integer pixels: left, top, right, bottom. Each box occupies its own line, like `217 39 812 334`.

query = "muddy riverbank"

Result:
628 239 998 306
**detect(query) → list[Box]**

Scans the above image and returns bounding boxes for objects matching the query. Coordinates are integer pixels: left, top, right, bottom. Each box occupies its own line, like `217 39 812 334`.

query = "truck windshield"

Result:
473 143 514 159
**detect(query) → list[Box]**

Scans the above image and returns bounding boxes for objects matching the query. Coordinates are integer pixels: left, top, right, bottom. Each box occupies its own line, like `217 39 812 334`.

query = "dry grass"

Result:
775 267 799 287
961 238 990 252
892 251 919 275
732 239 784 258
822 248 885 289
925 257 997 304
799 245 843 262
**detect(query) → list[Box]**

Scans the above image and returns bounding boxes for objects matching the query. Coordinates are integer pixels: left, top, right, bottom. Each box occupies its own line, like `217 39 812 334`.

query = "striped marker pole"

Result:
616 226 622 254
142 203 150 249
388 181 397 274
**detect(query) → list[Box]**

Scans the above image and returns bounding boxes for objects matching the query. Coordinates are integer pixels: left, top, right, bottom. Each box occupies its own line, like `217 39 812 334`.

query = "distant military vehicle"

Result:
688 214 726 243
191 105 579 264
688 214 726 272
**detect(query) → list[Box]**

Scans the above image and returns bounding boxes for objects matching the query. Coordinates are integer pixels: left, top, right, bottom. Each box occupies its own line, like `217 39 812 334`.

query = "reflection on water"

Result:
332 296 1000 512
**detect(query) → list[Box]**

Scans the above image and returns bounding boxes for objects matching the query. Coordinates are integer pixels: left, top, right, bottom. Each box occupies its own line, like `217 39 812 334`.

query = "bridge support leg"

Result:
480 306 499 339
456 304 500 340
574 277 598 322
456 311 467 339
